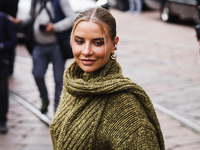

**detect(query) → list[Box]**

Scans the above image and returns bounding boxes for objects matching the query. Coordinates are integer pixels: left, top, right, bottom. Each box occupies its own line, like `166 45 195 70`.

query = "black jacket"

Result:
0 12 17 65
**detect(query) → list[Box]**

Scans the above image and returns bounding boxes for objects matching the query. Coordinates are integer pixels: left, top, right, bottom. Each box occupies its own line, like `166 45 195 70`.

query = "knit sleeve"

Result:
119 126 161 150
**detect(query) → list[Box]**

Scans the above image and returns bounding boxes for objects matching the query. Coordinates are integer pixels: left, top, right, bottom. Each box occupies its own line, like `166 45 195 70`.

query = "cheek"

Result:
93 43 113 58
94 47 106 58
72 43 82 56
104 45 114 59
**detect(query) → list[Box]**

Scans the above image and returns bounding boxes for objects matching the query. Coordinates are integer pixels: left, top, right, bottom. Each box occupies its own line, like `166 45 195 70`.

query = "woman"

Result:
50 7 165 150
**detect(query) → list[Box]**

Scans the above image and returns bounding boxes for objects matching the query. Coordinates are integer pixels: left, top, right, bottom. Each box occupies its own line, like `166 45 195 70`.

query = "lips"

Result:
81 59 96 65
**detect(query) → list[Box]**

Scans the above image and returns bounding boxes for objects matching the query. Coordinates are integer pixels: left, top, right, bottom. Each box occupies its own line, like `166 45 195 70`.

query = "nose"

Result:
82 43 92 56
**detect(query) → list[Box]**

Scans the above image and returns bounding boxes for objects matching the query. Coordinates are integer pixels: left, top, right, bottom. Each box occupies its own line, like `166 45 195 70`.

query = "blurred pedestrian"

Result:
0 0 19 77
127 0 142 14
116 0 129 11
195 0 200 53
0 11 17 134
11 0 75 114
50 7 165 149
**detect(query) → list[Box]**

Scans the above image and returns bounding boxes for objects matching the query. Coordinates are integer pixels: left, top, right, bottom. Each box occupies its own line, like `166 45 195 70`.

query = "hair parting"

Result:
89 7 97 22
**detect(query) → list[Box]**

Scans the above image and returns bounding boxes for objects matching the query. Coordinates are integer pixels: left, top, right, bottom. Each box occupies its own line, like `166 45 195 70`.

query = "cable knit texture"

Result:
50 59 165 150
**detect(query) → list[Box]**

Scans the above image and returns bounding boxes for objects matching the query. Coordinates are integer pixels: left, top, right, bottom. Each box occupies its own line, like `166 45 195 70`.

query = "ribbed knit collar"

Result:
64 59 133 96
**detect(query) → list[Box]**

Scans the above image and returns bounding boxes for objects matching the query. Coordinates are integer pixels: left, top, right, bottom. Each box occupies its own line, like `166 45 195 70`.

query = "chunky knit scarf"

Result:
50 59 164 150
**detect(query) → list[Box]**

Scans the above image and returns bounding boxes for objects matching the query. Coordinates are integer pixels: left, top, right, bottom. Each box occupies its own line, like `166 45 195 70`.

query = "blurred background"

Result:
16 0 200 42
0 0 200 150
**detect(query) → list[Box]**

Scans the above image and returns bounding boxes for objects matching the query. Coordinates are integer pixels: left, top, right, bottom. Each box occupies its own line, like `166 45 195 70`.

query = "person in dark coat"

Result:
0 0 19 76
0 11 17 134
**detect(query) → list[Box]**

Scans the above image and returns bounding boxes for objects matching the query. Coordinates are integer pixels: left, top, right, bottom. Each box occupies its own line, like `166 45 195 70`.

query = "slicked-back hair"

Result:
70 7 117 45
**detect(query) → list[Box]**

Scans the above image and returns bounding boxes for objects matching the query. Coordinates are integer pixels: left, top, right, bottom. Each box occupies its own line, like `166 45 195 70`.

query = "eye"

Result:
94 41 104 46
75 39 84 45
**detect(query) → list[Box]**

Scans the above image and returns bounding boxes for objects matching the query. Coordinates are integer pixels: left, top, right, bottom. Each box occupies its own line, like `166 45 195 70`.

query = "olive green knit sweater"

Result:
50 59 165 150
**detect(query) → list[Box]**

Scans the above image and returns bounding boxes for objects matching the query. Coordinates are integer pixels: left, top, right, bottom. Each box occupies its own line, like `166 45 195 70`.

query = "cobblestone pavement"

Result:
0 94 53 150
1 9 200 150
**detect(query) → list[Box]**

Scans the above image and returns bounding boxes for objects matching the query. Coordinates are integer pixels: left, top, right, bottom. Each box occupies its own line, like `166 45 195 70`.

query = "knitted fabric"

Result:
50 59 165 150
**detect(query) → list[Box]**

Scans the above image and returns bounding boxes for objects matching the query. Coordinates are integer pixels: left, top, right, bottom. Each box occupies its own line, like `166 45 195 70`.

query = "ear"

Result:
114 36 119 46
112 36 119 53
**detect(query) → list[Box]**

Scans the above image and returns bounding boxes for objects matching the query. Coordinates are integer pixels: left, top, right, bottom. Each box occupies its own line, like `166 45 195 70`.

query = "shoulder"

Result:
96 91 160 149
102 91 155 131
58 0 75 18
107 91 147 117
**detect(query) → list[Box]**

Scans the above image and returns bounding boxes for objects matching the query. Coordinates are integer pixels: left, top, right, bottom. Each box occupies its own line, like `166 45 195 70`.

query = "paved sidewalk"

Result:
0 93 53 150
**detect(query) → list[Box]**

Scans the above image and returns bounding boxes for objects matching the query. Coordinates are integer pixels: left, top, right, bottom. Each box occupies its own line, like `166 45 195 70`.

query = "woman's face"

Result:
71 21 119 73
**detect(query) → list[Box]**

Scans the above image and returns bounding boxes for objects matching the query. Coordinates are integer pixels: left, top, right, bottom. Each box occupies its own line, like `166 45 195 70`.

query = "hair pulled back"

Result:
71 7 117 41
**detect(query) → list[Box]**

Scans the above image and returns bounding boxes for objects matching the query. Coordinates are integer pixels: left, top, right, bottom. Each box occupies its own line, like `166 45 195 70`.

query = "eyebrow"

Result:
74 35 104 41
74 36 84 40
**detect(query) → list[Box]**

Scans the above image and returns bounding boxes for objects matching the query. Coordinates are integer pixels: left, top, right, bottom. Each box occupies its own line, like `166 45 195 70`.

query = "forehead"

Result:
74 21 109 38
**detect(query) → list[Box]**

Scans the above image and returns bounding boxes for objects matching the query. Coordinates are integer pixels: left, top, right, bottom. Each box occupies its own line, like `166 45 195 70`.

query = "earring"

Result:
111 46 117 59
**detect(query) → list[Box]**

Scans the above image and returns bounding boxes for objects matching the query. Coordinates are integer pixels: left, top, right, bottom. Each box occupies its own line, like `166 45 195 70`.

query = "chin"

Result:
80 66 98 73
82 69 96 73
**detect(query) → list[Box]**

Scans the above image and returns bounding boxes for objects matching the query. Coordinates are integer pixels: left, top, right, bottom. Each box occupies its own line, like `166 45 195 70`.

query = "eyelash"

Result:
75 39 83 45
94 41 104 46
75 39 104 46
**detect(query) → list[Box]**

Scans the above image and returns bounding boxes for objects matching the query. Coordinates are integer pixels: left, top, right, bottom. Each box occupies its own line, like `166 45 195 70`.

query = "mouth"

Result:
81 59 96 65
